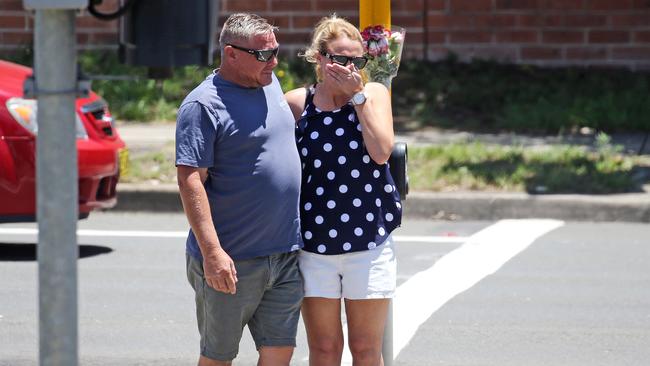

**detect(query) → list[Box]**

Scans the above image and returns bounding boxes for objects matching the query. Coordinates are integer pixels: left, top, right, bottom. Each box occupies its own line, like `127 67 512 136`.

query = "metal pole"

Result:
35 9 79 366
383 299 394 365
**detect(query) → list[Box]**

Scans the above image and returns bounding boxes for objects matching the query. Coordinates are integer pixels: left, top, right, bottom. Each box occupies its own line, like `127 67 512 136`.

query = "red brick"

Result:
0 0 24 11
611 46 650 59
495 0 541 10
566 47 608 59
450 0 493 12
449 31 492 43
76 16 118 30
517 14 543 27
564 15 608 28
542 0 583 9
225 0 268 12
76 33 89 45
90 32 118 44
610 14 650 27
277 31 312 44
496 30 539 43
540 15 566 27
428 0 447 11
585 0 634 10
473 14 517 28
426 31 446 43
633 0 650 9
293 15 329 29
394 0 424 11
542 30 585 44
1 31 31 44
635 31 650 42
521 47 562 59
588 31 631 43
315 0 358 11
271 0 312 12
265 16 290 29
393 14 424 28
428 14 473 29
404 31 424 43
0 14 24 28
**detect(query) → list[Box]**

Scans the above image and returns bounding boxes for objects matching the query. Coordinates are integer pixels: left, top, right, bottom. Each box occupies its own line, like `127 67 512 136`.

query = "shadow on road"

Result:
0 243 113 261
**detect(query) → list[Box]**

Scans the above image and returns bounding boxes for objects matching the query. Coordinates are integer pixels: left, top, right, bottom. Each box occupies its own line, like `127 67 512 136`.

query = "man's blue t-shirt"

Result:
175 71 303 261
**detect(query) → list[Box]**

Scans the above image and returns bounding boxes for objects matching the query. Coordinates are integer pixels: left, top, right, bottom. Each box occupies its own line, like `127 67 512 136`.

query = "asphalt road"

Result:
0 213 648 365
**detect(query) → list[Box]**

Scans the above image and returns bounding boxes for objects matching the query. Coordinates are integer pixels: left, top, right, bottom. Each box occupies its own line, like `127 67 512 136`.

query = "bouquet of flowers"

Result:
360 25 406 88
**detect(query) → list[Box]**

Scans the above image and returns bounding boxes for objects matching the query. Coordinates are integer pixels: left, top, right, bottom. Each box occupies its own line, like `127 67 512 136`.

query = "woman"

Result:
285 15 402 366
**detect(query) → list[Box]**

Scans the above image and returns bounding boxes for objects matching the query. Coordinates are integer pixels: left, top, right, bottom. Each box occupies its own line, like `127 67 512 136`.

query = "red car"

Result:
0 60 126 223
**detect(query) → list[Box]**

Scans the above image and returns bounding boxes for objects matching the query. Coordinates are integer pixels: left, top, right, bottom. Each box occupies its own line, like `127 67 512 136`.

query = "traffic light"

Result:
118 0 218 77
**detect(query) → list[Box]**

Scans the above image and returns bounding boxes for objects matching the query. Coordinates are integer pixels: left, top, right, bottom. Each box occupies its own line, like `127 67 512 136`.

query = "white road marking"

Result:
0 228 188 237
393 235 467 243
0 228 465 243
392 219 564 359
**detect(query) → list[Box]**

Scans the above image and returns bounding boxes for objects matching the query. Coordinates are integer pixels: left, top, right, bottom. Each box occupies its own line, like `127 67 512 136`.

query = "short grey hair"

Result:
219 13 278 50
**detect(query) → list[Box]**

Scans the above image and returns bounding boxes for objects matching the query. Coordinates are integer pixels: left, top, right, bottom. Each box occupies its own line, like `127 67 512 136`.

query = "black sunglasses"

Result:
227 43 279 62
320 50 368 69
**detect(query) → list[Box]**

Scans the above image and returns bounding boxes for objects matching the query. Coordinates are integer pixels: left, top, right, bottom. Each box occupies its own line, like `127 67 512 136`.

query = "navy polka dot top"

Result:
296 85 402 255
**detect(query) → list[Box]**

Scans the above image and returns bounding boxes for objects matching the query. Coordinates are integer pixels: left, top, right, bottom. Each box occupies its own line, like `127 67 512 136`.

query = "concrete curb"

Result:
114 184 650 222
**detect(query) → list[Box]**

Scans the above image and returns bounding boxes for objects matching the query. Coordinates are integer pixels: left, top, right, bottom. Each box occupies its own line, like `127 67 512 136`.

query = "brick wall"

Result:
1 0 649 70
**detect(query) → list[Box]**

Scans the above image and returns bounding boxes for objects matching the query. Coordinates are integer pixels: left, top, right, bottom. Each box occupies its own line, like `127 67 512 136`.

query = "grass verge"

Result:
120 140 649 194
409 142 649 194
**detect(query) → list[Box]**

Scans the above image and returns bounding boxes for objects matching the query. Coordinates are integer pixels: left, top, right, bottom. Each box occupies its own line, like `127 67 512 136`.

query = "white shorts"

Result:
298 236 396 300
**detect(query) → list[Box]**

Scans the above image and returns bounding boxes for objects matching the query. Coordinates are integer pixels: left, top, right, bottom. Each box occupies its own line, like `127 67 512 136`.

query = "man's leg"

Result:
198 355 232 366
257 346 294 366
249 252 304 366
187 254 269 364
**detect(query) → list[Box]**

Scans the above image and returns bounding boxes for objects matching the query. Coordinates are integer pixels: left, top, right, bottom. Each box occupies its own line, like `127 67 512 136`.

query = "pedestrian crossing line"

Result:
392 219 564 359
0 228 465 243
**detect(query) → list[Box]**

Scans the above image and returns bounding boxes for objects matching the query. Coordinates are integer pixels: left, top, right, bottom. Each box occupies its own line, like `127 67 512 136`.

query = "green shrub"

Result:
392 56 650 133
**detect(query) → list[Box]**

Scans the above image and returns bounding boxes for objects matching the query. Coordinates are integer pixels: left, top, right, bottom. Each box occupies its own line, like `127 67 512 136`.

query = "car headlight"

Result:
6 97 88 139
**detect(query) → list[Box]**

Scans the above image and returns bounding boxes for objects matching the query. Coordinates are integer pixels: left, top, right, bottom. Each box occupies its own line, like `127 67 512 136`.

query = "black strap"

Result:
303 84 316 112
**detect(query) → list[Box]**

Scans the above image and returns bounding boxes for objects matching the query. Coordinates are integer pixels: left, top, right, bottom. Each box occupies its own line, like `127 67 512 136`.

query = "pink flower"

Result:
377 37 389 54
368 42 380 57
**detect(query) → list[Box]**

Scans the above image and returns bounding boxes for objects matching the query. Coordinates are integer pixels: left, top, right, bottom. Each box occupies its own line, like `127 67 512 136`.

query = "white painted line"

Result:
392 219 564 359
0 228 189 238
393 235 467 244
0 228 463 243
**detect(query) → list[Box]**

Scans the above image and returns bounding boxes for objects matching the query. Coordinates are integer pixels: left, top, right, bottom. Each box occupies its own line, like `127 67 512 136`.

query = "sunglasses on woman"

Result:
320 50 368 69
227 43 280 62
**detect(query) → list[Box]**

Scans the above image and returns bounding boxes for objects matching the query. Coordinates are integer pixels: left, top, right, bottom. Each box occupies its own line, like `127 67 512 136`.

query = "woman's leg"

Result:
345 298 390 366
302 297 344 366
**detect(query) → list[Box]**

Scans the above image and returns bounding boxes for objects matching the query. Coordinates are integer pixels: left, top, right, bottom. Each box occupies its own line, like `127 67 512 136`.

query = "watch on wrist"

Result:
351 91 367 106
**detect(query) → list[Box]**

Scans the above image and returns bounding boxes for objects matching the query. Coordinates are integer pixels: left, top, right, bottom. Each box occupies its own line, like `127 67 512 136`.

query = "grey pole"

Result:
382 300 394 366
34 8 79 366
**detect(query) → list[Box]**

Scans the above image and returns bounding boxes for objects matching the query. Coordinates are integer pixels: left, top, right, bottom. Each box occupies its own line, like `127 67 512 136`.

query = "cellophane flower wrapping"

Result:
361 25 406 88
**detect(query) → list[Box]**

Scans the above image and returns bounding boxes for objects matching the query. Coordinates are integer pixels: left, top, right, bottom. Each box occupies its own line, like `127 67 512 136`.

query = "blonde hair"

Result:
300 14 364 81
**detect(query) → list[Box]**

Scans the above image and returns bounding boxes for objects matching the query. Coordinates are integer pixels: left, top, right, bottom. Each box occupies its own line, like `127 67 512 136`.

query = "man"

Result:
175 13 303 366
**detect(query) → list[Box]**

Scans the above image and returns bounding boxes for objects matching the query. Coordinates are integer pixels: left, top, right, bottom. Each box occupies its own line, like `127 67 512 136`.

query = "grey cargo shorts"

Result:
186 251 303 361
